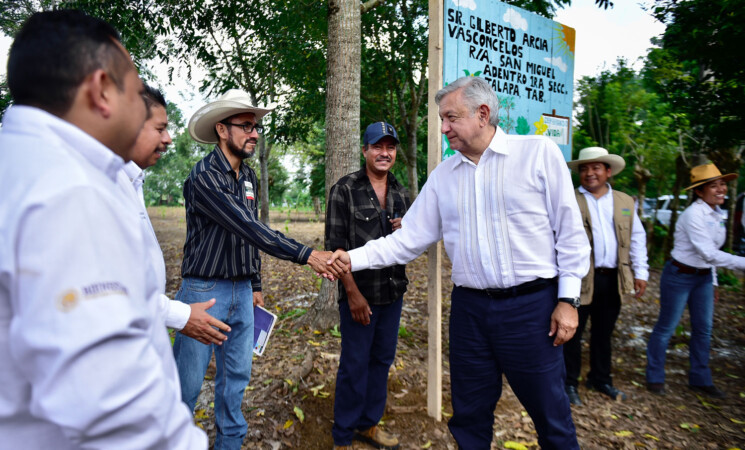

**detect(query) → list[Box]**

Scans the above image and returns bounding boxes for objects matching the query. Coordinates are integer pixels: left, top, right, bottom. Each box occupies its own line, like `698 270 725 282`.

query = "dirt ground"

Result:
149 207 745 450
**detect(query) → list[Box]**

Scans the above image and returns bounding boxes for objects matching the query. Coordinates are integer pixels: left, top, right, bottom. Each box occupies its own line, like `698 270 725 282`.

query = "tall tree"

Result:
647 0 745 249
306 0 365 329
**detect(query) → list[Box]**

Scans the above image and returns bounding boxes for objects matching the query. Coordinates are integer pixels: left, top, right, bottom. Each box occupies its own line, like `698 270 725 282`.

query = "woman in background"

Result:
646 163 745 398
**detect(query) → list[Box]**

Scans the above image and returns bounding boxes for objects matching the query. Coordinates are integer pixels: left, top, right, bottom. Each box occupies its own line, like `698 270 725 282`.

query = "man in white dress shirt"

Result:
0 10 206 448
329 76 590 449
564 147 649 406
121 84 230 345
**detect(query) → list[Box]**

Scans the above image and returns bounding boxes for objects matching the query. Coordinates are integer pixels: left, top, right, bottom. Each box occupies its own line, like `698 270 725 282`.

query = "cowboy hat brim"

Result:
684 173 738 191
567 154 626 177
188 100 274 144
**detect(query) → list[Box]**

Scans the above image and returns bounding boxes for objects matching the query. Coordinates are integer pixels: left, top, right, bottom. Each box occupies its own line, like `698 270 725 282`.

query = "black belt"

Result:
228 275 252 282
671 259 710 276
459 277 557 300
595 267 617 275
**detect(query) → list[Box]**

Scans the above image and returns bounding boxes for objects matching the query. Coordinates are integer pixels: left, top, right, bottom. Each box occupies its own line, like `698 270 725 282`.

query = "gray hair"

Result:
434 76 500 128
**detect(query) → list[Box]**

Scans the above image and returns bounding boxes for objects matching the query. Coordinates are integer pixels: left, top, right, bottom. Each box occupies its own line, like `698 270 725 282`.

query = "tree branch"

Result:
361 0 386 14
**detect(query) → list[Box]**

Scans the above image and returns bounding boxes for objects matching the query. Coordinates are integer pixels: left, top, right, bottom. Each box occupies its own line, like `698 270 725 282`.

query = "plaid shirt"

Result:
181 147 313 291
325 168 411 305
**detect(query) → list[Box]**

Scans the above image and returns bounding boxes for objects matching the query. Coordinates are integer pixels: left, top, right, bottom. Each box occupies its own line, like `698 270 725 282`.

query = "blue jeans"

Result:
646 261 714 386
448 284 578 450
332 297 403 446
173 277 254 450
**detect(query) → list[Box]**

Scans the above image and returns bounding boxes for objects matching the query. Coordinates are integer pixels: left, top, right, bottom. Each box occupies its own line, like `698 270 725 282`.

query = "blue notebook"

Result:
253 305 277 356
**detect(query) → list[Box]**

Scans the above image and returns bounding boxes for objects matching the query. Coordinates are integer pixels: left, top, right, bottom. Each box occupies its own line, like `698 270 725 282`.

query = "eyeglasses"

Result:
220 121 264 134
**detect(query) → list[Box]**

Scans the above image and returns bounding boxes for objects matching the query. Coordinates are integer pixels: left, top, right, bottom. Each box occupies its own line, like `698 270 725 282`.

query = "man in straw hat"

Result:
0 10 206 448
174 89 346 449
564 147 649 405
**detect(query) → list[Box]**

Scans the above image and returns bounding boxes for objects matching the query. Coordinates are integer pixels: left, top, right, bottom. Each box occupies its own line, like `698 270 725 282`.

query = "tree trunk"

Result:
664 154 689 259
258 137 271 224
306 0 362 329
405 123 419 199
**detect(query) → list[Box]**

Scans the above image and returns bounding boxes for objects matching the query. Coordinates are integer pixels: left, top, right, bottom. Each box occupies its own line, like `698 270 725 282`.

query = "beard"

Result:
227 136 257 159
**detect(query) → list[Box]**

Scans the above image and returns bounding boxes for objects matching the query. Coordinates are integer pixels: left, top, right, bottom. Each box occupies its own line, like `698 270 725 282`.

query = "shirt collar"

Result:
123 160 145 182
578 183 613 198
451 126 507 169
694 198 724 216
4 105 125 181
212 145 237 177
354 167 400 189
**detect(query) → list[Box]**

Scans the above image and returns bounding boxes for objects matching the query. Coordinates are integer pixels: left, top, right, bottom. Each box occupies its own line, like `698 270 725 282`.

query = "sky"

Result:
0 0 665 118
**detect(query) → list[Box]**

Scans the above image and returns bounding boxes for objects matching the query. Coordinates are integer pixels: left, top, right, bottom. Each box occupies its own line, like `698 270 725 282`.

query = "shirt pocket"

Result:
353 207 381 243
617 222 630 249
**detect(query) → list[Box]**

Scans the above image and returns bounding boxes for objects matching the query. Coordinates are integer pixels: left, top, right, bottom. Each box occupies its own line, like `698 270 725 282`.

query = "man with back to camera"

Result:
0 10 206 448
328 76 590 449
326 122 411 450
174 89 346 449
563 147 649 405
118 84 231 345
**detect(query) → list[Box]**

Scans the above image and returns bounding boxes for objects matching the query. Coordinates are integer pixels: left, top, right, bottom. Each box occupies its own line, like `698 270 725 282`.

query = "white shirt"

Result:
671 199 745 274
349 127 590 298
0 106 206 449
579 185 649 281
120 162 190 330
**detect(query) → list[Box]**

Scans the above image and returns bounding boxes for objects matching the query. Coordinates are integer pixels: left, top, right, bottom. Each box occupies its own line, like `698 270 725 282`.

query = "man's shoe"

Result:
565 385 582 406
646 383 666 396
689 384 726 398
588 382 627 401
354 425 400 450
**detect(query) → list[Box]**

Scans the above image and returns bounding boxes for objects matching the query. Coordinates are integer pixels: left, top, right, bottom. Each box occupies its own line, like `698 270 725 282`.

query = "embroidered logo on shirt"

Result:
621 208 631 216
81 281 129 298
244 180 255 200
56 282 129 312
56 289 81 312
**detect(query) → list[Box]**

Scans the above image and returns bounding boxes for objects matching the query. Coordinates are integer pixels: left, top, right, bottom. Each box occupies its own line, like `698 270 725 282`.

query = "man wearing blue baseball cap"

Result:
325 122 411 449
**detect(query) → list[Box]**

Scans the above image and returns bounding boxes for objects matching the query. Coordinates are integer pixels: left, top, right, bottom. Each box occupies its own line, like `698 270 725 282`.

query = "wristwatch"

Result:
558 297 581 309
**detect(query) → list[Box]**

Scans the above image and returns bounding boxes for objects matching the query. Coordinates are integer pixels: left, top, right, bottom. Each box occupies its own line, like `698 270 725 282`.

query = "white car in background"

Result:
643 194 728 227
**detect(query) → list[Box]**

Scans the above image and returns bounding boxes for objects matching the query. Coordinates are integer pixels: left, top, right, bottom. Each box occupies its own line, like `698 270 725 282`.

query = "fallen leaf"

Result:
503 441 528 450
283 420 293 429
194 409 209 420
643 434 660 441
256 409 265 417
614 430 633 437
611 414 619 420
294 406 305 423
420 441 432 449
730 418 745 425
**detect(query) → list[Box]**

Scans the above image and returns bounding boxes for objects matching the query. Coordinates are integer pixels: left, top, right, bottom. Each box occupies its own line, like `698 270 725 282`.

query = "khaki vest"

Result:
575 189 636 305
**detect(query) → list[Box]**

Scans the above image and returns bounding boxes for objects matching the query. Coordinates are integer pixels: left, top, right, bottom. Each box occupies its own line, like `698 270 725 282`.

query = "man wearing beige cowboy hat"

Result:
173 89 347 449
564 146 649 405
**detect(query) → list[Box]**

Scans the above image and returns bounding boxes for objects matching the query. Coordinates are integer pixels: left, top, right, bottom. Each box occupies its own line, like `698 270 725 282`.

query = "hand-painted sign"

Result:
443 0 575 161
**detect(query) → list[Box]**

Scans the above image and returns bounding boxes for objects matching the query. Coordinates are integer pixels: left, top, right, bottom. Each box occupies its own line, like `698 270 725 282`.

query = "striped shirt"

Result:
325 168 411 305
181 147 313 290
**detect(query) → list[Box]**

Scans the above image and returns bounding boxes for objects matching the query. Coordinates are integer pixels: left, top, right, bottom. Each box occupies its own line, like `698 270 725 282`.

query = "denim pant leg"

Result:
687 277 714 386
173 277 229 411
333 300 376 446
213 279 253 450
357 297 403 431
646 262 707 384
